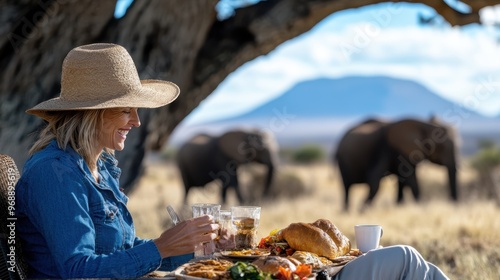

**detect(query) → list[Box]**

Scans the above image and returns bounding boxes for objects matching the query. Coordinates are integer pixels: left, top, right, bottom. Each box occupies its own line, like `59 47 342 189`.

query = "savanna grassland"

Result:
127 154 500 280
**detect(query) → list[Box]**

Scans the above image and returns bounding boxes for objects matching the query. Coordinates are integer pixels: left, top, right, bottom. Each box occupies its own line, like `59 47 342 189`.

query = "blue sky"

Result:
115 1 500 125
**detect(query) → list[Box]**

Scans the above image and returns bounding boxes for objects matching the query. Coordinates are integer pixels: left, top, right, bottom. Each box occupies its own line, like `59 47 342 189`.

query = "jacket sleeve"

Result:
19 157 163 278
134 236 194 271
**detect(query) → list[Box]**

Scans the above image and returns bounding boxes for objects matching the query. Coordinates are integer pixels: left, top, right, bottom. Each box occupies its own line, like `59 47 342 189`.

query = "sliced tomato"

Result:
294 264 313 279
277 267 293 280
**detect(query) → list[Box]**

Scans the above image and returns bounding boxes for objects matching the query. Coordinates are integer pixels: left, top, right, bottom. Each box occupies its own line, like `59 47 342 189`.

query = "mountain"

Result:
230 76 466 119
169 76 500 155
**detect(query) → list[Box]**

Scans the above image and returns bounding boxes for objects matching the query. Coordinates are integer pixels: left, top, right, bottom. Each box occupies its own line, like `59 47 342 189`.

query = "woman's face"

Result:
99 108 141 151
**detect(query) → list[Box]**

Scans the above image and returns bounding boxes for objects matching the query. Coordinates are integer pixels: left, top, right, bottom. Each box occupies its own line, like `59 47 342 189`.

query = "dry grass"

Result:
127 155 500 279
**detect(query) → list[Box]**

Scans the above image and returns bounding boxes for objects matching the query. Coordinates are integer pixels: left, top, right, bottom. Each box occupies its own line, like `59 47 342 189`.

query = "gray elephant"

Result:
176 129 279 204
334 117 458 211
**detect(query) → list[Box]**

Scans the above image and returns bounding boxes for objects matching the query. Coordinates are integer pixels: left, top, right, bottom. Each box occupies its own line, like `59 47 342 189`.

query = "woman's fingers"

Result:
153 214 220 258
191 215 220 236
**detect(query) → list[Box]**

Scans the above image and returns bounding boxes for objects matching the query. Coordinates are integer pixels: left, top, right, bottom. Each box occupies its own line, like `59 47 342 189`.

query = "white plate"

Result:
173 263 209 280
173 259 234 280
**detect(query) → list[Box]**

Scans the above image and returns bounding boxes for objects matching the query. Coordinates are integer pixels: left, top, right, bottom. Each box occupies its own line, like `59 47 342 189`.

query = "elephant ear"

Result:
429 116 459 145
218 130 250 163
386 119 430 158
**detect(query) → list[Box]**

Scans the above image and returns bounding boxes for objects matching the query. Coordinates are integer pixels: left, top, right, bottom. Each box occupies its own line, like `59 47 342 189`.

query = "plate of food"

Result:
219 248 271 259
173 258 234 280
173 256 313 280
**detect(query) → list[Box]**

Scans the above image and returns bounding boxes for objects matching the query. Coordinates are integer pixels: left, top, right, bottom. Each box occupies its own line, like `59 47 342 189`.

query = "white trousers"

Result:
334 245 450 280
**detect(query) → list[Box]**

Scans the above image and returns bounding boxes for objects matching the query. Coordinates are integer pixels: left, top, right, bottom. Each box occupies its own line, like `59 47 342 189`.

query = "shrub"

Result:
291 144 325 164
239 164 311 202
470 141 500 172
469 140 500 203
160 147 178 161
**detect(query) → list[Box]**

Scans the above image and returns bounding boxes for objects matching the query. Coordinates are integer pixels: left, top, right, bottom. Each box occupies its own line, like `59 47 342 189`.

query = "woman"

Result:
16 43 218 278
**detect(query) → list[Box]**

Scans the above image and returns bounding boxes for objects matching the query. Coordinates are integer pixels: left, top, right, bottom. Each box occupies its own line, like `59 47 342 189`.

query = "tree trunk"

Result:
1 0 497 193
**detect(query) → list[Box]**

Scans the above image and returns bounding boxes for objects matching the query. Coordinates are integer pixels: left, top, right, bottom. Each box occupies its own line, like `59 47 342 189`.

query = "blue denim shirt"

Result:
15 140 192 278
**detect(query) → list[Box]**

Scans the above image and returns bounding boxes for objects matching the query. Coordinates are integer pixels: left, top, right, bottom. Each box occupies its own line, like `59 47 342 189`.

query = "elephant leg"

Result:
221 175 244 204
342 183 351 212
448 168 458 201
231 175 245 204
180 173 191 205
396 178 405 204
183 188 190 204
398 173 420 201
221 180 230 205
407 172 420 201
338 170 352 211
396 171 419 203
364 180 381 207
363 159 389 210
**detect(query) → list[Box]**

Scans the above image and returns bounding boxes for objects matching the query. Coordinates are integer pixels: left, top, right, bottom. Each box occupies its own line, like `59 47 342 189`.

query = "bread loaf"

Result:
311 219 351 257
280 219 351 260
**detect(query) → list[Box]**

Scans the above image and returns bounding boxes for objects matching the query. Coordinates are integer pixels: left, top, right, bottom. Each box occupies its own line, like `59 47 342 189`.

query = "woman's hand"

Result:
153 215 219 258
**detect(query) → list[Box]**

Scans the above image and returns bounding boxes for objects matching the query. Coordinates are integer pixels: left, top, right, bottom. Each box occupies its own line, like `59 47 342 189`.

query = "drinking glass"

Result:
231 206 261 249
192 203 221 257
192 203 221 218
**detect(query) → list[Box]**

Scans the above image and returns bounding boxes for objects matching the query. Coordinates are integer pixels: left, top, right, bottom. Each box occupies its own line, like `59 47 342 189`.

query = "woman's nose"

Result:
131 109 141 127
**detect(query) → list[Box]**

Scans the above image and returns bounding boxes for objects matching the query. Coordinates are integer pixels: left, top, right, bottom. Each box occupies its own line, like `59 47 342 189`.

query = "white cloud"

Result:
480 4 500 25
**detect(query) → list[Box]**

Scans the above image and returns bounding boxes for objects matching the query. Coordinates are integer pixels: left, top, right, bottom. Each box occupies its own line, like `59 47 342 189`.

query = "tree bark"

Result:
1 0 497 193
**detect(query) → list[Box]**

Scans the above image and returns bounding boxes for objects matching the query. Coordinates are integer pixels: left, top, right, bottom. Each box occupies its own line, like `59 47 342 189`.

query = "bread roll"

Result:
311 219 351 257
251 256 296 275
280 219 351 260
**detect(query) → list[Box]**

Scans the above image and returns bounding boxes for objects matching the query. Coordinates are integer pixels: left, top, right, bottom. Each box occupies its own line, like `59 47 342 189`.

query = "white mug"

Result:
354 224 383 253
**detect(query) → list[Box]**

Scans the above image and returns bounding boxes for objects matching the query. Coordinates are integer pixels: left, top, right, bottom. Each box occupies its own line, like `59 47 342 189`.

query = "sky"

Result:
115 1 500 125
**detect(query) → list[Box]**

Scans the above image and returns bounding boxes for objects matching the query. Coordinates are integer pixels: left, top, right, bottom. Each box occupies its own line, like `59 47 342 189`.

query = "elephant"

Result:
334 117 458 211
176 129 279 204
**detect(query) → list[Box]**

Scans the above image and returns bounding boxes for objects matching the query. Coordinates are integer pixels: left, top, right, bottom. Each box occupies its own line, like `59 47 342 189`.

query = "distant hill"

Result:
230 76 474 119
169 76 500 155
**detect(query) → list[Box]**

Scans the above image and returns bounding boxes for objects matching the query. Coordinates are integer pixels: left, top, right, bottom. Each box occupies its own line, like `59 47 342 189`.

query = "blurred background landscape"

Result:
169 75 500 156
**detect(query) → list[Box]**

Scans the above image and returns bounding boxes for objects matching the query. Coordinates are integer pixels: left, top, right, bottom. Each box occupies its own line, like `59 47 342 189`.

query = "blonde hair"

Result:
30 109 113 171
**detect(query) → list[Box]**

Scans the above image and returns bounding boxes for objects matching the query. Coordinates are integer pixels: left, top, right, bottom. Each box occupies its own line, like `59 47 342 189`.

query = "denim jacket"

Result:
16 140 192 278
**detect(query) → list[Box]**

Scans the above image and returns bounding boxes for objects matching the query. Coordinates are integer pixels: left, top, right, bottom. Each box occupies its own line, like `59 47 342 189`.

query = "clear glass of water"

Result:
192 203 221 257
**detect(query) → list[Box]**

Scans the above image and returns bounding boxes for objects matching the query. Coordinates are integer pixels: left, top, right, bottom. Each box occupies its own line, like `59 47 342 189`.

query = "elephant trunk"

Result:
448 167 458 201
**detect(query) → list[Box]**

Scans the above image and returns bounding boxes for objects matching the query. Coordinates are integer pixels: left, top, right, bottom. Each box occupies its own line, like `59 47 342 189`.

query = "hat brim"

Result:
27 79 180 121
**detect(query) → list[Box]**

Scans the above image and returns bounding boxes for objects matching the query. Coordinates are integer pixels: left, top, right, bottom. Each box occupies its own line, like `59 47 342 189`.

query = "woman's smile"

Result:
117 129 129 139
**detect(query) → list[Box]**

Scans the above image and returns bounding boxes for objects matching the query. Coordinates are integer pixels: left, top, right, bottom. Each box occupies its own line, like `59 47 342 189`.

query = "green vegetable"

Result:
229 261 272 280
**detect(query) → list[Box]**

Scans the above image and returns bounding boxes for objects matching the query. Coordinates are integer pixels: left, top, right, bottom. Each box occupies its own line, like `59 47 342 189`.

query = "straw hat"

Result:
27 43 180 120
